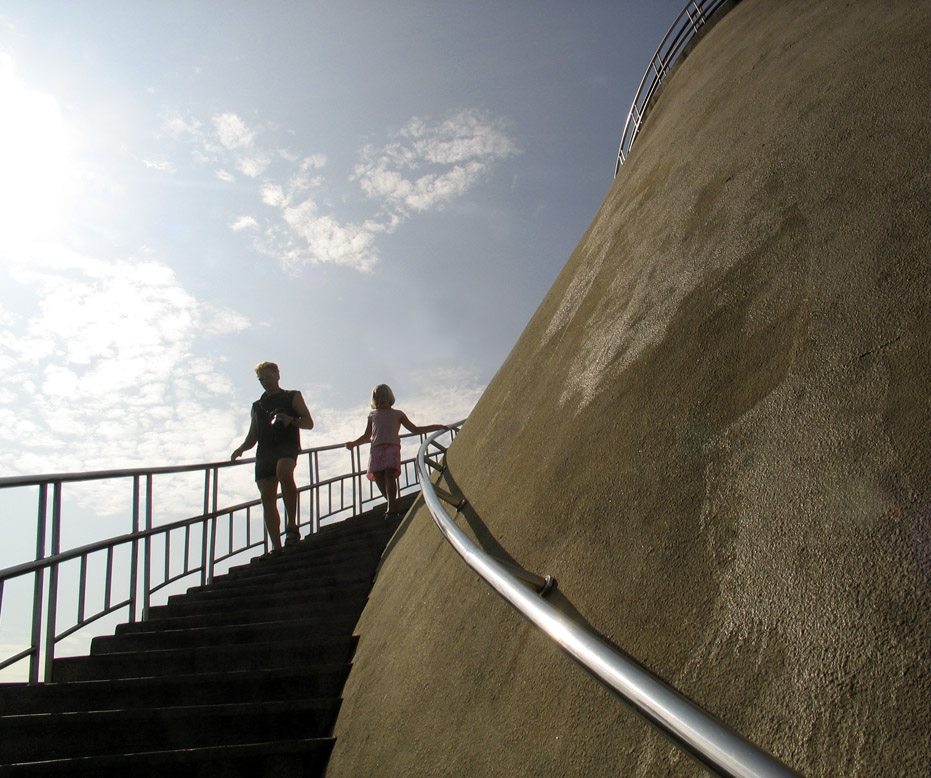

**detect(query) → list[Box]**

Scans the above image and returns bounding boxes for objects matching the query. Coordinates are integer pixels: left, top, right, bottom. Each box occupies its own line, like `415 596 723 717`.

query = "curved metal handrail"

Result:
615 0 736 175
416 430 802 778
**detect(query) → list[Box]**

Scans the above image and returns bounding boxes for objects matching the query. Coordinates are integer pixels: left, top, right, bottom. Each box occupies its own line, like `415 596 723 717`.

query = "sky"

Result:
0 0 686 480
0 0 697 680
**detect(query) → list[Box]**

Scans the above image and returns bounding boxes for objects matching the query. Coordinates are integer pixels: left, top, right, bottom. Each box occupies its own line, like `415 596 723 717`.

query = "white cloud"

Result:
160 107 519 274
235 151 272 178
278 200 380 271
213 112 255 150
353 109 520 214
231 215 259 231
0 244 250 480
143 158 175 173
259 183 286 207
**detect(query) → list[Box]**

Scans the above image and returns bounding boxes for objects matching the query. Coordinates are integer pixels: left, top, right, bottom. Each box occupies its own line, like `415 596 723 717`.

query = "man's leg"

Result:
257 476 282 550
277 458 299 534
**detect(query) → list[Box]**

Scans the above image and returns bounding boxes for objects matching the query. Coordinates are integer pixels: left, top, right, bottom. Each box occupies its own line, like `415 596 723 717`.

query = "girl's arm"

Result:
399 411 449 436
345 418 373 449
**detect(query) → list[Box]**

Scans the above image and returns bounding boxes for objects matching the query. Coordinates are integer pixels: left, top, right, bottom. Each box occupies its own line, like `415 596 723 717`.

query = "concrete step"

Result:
172 567 376 603
0 698 339 762
147 579 373 619
92 614 359 654
118 597 364 634
0 736 334 777
51 635 358 682
0 665 350 715
220 532 395 583
202 552 384 586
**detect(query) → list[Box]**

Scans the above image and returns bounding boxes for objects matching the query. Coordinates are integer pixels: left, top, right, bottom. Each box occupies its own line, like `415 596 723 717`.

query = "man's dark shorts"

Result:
254 443 300 481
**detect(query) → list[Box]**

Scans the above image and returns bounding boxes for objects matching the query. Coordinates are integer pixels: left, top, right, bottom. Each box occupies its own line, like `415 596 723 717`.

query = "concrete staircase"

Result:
0 497 411 777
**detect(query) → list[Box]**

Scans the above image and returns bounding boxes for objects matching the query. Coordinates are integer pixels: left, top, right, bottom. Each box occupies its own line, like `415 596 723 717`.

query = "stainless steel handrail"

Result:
0 427 451 683
615 0 736 175
416 429 802 778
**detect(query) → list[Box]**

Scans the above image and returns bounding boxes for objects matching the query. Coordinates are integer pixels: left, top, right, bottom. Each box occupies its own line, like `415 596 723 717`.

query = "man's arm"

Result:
231 409 259 460
285 391 314 430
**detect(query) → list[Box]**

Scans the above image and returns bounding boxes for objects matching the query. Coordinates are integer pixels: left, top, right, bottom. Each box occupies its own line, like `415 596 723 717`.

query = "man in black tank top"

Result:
231 362 314 552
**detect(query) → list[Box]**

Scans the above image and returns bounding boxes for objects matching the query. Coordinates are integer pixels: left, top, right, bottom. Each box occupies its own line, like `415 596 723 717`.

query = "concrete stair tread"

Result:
123 598 365 632
173 569 376 602
0 735 335 776
94 614 359 652
0 697 339 736
0 665 351 715
154 580 373 614
52 635 358 682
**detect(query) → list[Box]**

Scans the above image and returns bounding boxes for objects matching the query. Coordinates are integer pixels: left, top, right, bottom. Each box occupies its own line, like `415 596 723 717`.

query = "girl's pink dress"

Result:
366 408 404 480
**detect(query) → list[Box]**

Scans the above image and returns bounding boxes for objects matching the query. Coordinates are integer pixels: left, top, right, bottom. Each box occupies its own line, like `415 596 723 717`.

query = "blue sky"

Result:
0 0 685 479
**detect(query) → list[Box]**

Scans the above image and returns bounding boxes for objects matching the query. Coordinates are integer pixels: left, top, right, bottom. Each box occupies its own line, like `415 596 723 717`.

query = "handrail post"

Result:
351 447 359 516
42 482 62 682
142 473 153 621
310 450 320 535
28 484 48 684
129 475 140 624
207 465 219 584
201 469 211 587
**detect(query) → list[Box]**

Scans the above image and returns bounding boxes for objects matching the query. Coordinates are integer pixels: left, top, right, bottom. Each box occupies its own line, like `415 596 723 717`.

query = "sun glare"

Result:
0 53 71 258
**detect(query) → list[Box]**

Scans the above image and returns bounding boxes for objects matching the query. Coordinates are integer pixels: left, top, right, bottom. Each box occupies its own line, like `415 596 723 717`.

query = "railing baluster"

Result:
201 468 211 586
42 482 62 682
143 473 153 620
104 547 114 610
28 484 48 684
77 555 88 625
208 465 219 584
311 450 320 534
130 475 140 623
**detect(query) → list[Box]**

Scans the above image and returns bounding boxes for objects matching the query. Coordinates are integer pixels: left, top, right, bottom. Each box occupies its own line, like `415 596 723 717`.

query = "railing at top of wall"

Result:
0 425 458 684
416 429 802 778
615 0 736 176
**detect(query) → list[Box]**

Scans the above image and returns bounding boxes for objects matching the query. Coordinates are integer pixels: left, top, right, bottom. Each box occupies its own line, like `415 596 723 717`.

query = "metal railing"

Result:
615 0 737 175
416 430 802 778
0 427 456 684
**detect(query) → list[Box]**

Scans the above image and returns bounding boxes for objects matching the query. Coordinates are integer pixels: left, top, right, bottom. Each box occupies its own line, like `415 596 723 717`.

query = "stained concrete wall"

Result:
326 1 931 776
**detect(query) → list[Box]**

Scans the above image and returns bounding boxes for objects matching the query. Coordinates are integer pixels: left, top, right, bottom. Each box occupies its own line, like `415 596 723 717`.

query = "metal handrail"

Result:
615 0 736 175
0 426 455 683
416 430 802 778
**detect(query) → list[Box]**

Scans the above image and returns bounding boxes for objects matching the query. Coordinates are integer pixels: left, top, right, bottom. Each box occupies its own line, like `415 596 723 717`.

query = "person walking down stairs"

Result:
232 361 314 553
345 383 447 516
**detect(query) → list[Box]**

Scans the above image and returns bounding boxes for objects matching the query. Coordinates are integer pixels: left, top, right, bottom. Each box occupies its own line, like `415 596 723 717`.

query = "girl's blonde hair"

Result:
371 384 395 408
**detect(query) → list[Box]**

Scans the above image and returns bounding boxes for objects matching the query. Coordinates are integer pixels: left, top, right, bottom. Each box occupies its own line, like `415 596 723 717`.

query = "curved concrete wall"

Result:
327 1 931 775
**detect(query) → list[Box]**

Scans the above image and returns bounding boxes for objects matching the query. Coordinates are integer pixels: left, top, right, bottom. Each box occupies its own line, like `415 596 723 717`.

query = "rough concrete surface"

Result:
326 1 931 776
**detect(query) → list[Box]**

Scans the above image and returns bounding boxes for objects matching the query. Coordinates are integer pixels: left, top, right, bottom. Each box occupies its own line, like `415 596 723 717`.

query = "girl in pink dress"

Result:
345 384 448 515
